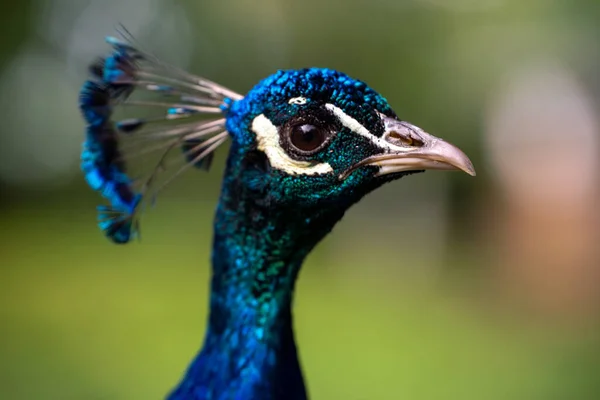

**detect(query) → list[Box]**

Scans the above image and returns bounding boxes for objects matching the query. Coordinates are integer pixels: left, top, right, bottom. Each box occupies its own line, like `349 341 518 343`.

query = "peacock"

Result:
78 31 475 400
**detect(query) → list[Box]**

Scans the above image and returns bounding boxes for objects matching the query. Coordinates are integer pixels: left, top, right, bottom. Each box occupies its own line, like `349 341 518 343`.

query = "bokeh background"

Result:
2 0 600 399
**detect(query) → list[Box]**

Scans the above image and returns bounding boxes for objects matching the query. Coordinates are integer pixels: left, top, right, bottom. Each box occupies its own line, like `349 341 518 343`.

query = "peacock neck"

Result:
168 211 308 400
167 149 349 400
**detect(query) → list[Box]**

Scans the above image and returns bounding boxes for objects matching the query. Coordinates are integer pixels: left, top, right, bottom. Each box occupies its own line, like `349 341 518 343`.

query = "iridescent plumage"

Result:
79 32 239 243
79 30 475 399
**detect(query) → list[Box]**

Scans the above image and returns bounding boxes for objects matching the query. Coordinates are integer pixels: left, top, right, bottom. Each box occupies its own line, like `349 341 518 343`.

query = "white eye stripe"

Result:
251 114 333 176
325 103 386 148
324 103 412 153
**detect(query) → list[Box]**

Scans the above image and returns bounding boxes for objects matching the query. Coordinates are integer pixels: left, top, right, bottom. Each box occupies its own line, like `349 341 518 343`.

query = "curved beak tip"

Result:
439 141 476 177
452 153 476 176
464 163 477 177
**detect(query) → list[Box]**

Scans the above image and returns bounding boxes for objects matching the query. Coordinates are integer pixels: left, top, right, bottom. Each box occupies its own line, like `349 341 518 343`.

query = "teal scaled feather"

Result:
78 32 475 400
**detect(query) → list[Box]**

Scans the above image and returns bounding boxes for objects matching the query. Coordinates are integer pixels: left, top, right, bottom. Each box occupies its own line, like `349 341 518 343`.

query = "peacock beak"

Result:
341 117 476 179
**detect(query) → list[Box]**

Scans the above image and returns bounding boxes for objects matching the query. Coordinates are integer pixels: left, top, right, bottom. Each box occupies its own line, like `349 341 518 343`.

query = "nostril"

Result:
387 130 423 147
388 131 404 140
411 137 424 147
385 130 426 147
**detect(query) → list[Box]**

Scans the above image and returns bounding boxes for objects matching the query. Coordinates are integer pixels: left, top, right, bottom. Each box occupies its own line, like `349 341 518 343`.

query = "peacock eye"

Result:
289 124 326 152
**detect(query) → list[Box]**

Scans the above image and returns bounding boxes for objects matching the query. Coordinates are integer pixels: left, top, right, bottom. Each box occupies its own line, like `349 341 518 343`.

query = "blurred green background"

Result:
2 0 600 399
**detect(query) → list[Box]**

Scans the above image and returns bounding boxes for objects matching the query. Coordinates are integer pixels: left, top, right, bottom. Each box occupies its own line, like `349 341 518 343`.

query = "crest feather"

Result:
78 27 242 243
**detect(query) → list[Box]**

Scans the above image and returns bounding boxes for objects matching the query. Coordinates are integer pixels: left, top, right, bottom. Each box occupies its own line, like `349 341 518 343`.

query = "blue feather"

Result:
97 201 140 244
78 27 475 399
78 32 236 243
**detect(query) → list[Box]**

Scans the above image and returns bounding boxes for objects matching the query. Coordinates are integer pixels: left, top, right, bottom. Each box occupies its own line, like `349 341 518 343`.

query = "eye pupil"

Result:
290 124 326 152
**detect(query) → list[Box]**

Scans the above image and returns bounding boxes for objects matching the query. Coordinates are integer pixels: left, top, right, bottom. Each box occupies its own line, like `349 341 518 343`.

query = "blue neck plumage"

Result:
167 141 348 400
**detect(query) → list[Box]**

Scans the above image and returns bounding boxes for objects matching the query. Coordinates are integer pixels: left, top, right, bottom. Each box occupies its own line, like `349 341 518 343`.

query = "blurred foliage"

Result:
3 202 600 399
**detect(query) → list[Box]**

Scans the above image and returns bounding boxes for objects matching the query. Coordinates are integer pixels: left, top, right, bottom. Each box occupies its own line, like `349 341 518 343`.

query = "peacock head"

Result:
79 34 475 243
222 68 475 211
